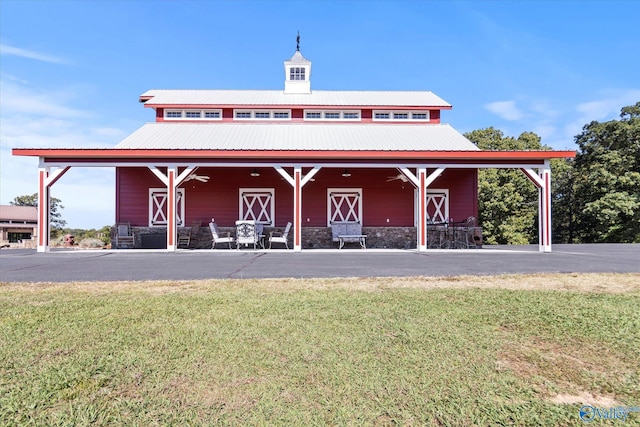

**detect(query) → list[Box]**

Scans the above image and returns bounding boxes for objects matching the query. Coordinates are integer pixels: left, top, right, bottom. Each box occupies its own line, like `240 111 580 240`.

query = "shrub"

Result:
78 238 104 248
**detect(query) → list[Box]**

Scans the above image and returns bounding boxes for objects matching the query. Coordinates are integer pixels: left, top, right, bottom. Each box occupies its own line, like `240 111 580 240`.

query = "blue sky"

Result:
1 0 638 229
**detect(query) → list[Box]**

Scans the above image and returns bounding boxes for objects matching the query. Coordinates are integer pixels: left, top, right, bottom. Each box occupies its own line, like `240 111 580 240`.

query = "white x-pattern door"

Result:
425 190 449 223
149 188 185 227
240 189 274 225
328 188 362 225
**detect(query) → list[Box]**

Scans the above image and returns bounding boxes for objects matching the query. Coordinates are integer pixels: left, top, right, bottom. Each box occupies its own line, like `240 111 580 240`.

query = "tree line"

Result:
9 102 639 245
466 102 640 244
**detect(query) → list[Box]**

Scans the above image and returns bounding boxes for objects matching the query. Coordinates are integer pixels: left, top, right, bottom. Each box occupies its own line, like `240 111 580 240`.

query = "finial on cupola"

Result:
284 32 311 94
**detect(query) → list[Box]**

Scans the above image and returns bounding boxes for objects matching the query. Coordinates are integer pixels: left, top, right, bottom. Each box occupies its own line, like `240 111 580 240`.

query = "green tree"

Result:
572 102 640 242
551 157 577 243
465 128 549 245
10 193 67 231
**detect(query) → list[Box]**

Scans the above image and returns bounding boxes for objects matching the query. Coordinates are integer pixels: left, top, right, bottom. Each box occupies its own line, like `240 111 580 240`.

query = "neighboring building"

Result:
0 205 37 247
12 40 575 253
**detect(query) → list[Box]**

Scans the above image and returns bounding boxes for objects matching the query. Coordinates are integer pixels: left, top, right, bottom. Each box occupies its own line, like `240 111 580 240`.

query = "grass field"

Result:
1 273 639 426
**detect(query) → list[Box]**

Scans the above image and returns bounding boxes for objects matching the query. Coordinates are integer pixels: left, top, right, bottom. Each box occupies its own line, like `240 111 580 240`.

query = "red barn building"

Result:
13 44 574 253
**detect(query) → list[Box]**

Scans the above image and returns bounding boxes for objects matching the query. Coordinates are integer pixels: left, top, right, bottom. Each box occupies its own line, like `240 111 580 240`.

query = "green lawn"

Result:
1 274 639 426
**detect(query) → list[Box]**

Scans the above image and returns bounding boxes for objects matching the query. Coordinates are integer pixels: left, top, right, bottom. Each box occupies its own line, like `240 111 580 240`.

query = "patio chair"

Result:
461 216 476 248
268 222 292 249
255 223 266 249
178 220 202 249
450 216 476 249
209 222 235 249
114 222 134 248
235 220 260 250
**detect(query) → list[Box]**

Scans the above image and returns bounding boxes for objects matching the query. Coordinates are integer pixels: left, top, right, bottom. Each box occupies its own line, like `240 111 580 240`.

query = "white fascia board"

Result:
40 160 550 170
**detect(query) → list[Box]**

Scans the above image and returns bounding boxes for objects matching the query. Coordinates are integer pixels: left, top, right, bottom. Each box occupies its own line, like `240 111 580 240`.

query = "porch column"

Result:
275 166 320 252
37 164 70 253
293 167 302 251
417 168 428 251
400 167 445 252
521 161 552 252
149 165 196 252
539 162 552 252
167 167 178 251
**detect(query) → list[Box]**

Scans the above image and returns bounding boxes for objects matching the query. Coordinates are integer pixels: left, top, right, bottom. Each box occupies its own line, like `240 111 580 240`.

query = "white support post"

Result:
520 164 552 253
417 168 428 252
148 165 195 252
539 162 552 253
167 167 178 252
37 164 70 253
275 165 321 251
37 168 50 253
412 167 445 252
293 167 302 251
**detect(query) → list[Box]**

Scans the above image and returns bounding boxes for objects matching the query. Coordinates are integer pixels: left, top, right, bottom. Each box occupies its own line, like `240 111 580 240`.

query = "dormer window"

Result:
164 109 222 120
234 109 291 120
290 67 306 81
304 110 361 121
373 110 431 122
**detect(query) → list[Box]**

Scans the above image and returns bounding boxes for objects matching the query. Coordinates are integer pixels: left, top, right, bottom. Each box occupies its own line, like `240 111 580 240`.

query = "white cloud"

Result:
0 76 123 228
0 79 90 119
0 71 29 84
0 43 68 64
484 100 524 121
1 116 123 149
575 89 640 124
0 149 115 229
52 168 115 229
479 90 640 150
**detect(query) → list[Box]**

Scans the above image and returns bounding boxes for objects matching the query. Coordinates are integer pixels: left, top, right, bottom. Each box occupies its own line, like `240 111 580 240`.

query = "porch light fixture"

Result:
250 168 260 177
341 169 351 177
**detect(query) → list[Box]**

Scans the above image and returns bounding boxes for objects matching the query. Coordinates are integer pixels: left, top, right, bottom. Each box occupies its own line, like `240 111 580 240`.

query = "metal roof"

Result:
286 51 310 63
114 122 479 151
140 89 452 108
0 205 38 222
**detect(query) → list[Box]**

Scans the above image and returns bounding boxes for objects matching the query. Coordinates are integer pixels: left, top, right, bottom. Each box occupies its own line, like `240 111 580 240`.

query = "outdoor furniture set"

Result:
118 217 477 250
210 220 292 250
427 216 477 249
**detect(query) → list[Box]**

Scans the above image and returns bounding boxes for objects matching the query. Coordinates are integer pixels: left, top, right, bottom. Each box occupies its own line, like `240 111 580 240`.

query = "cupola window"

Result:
290 67 306 81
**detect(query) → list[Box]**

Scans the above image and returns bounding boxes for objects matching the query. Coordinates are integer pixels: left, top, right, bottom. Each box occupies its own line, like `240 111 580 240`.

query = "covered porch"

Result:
13 147 573 253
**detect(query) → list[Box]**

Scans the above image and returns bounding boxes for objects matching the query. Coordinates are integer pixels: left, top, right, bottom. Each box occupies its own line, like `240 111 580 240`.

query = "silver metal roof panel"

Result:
140 90 451 108
115 123 478 151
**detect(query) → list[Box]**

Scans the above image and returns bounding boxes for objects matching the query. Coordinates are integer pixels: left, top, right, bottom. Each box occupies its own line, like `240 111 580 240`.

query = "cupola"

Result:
284 32 311 94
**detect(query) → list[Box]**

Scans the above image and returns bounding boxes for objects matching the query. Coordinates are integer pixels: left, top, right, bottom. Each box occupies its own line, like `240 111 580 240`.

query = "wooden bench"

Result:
331 222 367 249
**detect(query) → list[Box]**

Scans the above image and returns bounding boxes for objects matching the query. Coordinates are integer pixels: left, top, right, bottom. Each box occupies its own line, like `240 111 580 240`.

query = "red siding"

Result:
116 167 166 226
430 168 478 222
115 166 478 227
292 109 303 120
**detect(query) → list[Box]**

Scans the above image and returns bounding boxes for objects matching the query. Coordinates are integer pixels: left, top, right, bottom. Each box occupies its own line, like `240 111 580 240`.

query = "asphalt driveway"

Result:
1 244 638 283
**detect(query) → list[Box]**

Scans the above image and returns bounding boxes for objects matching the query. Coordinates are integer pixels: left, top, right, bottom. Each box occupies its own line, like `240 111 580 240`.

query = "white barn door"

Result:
149 188 185 227
240 189 274 225
425 190 449 223
328 189 362 225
